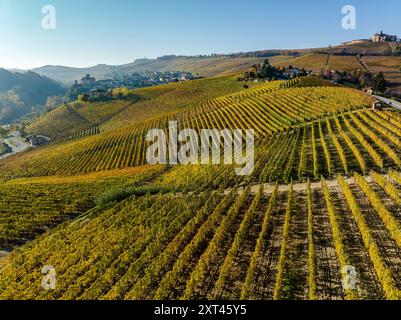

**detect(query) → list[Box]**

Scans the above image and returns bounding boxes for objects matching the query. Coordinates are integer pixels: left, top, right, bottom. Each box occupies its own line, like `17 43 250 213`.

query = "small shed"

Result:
372 100 383 110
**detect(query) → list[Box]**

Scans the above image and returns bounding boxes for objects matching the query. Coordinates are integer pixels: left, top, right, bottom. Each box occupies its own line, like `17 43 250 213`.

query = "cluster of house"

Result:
69 71 194 101
320 70 346 82
249 67 312 83
245 59 312 83
342 31 399 45
282 67 310 79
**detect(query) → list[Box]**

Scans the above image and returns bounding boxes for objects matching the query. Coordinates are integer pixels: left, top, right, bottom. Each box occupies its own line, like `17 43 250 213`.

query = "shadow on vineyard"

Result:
94 185 172 207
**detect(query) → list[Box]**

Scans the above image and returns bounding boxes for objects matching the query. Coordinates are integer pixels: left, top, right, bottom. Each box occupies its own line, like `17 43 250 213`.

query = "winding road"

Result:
0 131 31 160
374 95 401 111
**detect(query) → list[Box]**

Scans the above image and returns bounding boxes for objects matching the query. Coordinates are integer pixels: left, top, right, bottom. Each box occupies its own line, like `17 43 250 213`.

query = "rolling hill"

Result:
28 41 401 82
0 69 65 124
2 68 401 301
32 56 272 83
25 75 258 139
29 41 401 97
274 52 401 94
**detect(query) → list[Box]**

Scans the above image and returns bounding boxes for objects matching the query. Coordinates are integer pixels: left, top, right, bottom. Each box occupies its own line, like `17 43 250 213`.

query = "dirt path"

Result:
0 131 32 160
356 55 370 72
325 54 331 69
227 173 380 195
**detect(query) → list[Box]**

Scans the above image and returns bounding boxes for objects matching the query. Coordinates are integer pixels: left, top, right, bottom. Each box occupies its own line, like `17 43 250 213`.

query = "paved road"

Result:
0 131 31 160
374 95 401 111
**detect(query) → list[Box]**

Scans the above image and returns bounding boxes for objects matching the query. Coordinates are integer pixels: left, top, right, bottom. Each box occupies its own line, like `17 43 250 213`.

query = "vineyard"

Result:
26 104 92 139
2 75 401 300
7 105 400 186
0 82 378 181
1 171 401 299
0 165 163 251
26 75 260 140
0 182 96 251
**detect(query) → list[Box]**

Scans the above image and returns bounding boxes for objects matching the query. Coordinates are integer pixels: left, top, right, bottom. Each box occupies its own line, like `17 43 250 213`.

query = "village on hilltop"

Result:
68 71 194 101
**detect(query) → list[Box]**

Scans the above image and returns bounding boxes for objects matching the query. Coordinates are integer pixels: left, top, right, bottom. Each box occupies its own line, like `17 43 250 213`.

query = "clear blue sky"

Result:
0 0 400 69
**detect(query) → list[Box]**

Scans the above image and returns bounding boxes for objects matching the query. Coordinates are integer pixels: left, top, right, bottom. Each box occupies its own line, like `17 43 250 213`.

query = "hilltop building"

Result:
342 32 399 46
81 74 97 89
371 31 398 42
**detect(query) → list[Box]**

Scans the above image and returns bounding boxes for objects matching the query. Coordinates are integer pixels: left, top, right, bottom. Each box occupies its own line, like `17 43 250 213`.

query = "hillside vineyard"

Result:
2 76 401 300
1 81 378 180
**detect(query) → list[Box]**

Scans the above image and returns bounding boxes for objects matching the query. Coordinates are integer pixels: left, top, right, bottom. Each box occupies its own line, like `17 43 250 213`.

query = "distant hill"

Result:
273 51 401 95
0 69 65 124
29 41 401 84
6 41 399 124
32 64 119 84
320 41 401 56
31 56 271 83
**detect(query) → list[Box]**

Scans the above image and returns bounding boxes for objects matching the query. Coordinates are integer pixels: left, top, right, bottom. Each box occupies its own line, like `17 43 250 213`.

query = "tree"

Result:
248 67 257 78
46 96 63 111
262 59 270 67
359 71 372 88
260 61 275 78
373 72 387 93
0 127 8 138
